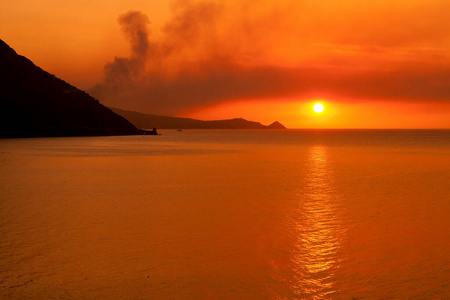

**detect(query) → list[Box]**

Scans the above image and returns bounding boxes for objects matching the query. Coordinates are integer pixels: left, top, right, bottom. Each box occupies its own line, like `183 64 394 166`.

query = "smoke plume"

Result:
91 11 150 97
90 0 450 116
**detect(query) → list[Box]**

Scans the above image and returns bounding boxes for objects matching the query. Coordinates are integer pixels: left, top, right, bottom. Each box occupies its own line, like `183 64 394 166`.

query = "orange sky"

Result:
1 0 450 128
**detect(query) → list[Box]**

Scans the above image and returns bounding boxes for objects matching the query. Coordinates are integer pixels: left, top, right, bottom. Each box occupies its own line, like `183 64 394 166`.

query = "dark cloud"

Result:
96 61 450 116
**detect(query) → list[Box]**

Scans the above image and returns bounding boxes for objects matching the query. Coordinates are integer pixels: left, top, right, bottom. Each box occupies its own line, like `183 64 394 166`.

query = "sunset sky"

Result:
1 0 450 128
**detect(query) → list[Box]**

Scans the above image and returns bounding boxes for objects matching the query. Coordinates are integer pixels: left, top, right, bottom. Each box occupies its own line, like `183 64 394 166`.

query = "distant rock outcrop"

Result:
267 121 287 129
110 107 287 130
0 39 144 138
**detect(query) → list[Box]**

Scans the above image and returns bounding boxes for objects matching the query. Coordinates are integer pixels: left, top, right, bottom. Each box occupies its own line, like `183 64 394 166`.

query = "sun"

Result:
313 103 324 113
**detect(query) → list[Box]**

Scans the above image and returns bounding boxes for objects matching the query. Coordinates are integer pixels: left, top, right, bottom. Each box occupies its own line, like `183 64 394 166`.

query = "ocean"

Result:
1 129 450 299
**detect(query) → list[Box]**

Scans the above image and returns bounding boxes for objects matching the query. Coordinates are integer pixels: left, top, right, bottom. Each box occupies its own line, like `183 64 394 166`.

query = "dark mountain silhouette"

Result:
0 39 148 138
110 107 287 129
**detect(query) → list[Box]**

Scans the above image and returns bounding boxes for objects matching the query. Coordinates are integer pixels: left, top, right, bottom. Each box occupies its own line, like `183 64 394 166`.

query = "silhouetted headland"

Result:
110 107 287 130
0 39 151 138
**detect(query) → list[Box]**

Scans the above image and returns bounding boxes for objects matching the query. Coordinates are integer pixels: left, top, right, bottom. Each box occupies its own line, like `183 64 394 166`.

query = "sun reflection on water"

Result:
290 146 346 299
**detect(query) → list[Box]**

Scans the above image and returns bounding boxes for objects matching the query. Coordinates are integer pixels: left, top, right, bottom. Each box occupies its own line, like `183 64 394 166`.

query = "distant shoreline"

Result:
110 107 287 130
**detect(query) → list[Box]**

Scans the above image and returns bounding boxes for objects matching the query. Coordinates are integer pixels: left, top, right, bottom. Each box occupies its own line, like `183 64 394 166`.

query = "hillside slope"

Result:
0 39 143 138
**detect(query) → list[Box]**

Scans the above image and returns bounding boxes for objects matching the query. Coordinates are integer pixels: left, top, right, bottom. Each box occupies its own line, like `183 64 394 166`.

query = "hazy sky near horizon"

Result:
1 0 450 128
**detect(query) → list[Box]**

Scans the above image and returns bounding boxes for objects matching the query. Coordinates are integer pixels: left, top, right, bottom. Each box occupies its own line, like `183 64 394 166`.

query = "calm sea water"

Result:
1 130 450 299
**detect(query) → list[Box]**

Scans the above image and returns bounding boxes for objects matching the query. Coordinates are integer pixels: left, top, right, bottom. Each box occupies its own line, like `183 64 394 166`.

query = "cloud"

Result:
90 0 450 115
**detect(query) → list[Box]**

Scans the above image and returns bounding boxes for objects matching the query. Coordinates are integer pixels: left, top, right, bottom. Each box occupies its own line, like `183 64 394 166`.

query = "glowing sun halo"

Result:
314 103 324 113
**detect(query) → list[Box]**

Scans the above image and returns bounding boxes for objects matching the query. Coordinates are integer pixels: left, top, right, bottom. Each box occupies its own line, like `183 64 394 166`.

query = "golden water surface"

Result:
1 130 450 299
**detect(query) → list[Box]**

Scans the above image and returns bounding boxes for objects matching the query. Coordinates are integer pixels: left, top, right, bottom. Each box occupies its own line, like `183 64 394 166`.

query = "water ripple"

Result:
286 146 348 298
